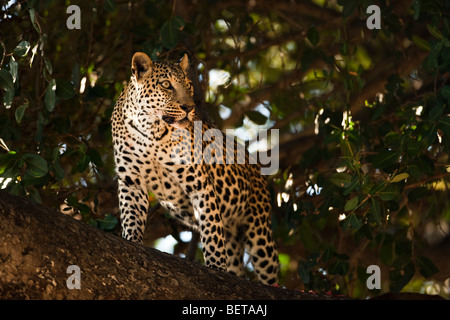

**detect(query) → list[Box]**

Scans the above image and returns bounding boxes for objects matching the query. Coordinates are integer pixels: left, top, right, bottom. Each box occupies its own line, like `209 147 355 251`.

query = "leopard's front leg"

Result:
176 163 227 272
117 175 149 244
190 189 228 271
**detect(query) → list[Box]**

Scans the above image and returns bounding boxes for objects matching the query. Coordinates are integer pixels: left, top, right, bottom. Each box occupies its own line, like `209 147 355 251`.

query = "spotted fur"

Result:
111 52 278 284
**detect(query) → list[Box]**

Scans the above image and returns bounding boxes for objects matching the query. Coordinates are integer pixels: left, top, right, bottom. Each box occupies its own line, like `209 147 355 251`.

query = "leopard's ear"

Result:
131 52 153 81
179 53 189 75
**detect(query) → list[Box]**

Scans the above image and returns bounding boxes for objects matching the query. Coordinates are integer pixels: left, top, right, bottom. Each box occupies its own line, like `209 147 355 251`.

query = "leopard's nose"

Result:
180 105 194 113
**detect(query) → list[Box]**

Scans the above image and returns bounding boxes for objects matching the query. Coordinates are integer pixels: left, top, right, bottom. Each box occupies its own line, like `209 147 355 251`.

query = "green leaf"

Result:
50 148 65 181
416 256 439 278
3 88 15 109
391 172 409 183
45 79 56 112
0 151 19 176
343 175 360 195
143 43 162 61
328 259 349 275
0 69 14 91
427 24 444 40
321 247 334 263
423 41 443 71
297 252 320 283
52 159 65 181
307 26 319 46
77 202 92 216
15 103 28 124
423 124 437 144
390 261 415 292
13 40 31 57
298 260 311 284
96 214 118 231
56 79 75 99
368 181 385 196
384 132 401 148
0 69 15 109
405 138 421 157
9 57 18 83
337 0 358 18
440 85 450 99
370 198 382 225
343 213 362 230
438 115 450 136
413 0 421 20
29 8 40 33
428 103 444 121
373 150 400 169
23 153 48 178
43 56 53 77
104 0 116 12
378 184 398 201
412 35 430 51
77 154 90 173
87 149 104 167
344 196 359 212
160 17 185 49
330 172 353 187
417 155 435 175
71 63 80 88
246 110 268 125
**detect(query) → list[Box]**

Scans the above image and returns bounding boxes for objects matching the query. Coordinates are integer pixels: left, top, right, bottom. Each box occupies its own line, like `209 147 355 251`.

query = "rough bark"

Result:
0 190 344 300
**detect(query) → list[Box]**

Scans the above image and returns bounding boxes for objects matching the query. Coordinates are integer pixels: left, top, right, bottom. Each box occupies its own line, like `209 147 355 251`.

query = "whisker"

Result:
166 111 185 116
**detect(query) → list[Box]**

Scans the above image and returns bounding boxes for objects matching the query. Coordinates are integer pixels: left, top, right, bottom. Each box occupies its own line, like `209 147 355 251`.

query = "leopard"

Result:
111 51 278 285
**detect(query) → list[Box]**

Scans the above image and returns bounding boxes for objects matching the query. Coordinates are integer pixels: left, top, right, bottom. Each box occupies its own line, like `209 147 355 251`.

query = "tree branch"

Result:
0 190 345 300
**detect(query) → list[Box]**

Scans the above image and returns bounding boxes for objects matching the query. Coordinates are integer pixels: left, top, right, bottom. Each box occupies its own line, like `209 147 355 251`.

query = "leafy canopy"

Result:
0 0 449 298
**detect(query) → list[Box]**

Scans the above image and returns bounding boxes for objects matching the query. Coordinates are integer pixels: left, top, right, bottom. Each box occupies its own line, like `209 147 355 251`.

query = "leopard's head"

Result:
130 52 196 128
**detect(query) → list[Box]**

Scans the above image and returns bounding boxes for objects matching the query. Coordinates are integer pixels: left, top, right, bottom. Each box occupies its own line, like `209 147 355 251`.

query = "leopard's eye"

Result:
186 81 193 93
160 80 172 89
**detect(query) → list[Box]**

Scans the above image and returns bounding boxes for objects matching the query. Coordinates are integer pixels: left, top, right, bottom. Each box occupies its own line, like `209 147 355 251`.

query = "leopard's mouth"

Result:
162 110 195 127
162 115 191 129
162 115 176 125
172 118 191 129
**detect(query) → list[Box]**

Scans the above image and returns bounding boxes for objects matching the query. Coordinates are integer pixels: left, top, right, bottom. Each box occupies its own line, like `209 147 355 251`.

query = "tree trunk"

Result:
0 190 342 300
